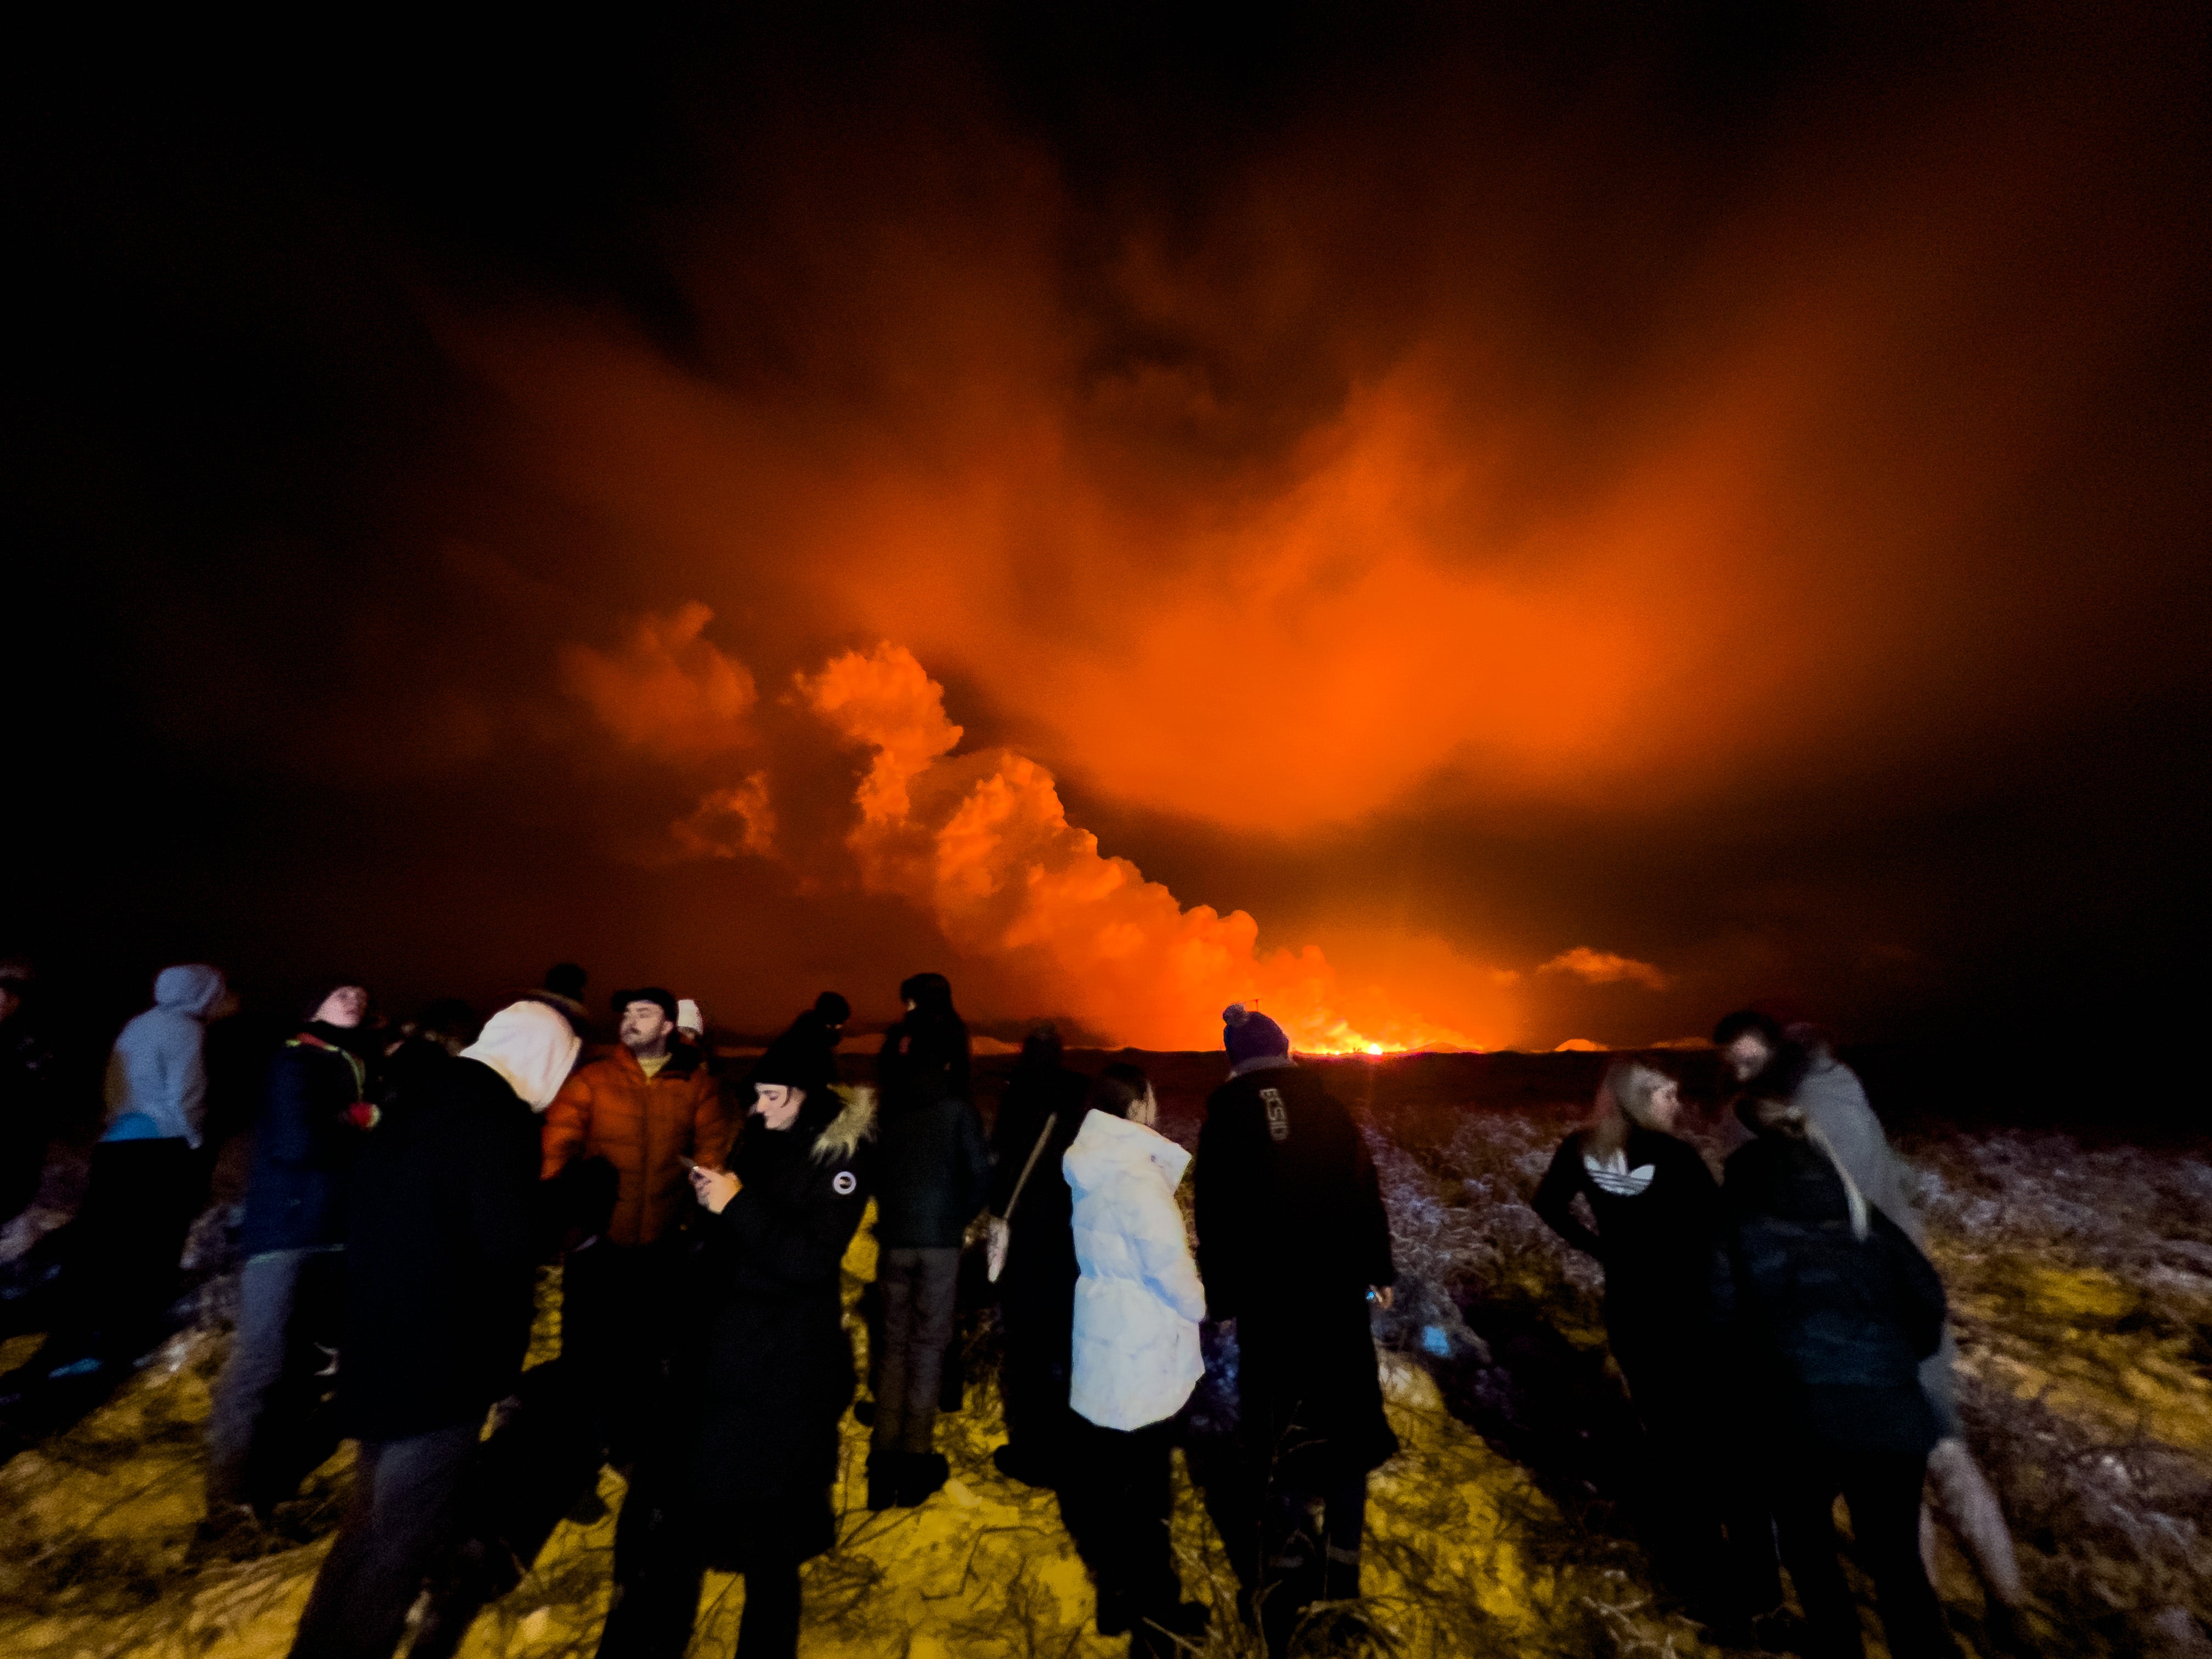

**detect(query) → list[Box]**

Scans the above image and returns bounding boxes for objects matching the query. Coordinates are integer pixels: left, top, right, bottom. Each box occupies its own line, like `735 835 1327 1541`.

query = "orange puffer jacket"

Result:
540 1045 734 1248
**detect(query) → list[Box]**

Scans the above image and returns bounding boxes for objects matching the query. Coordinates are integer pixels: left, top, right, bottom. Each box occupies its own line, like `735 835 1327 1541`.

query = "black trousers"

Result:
53 1137 205 1362
595 1473 802 1659
1058 1418 1182 1619
1771 1447 1957 1659
288 1423 479 1659
1255 1464 1367 1657
562 1239 681 1465
1615 1342 1781 1619
997 1294 1075 1465
871 1246 960 1456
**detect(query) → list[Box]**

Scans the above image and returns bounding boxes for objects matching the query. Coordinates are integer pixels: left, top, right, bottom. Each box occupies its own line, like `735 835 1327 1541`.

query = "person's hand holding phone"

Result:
687 1160 739 1214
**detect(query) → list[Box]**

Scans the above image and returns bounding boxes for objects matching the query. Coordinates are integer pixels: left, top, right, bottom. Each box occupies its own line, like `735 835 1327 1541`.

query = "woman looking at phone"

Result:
594 1057 875 1659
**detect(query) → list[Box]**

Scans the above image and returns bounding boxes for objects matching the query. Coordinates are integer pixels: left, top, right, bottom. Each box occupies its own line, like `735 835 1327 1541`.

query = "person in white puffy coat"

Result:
1058 1066 1209 1656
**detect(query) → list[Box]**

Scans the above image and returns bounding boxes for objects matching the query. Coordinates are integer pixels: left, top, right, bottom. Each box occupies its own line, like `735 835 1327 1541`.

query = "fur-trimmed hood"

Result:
811 1084 877 1164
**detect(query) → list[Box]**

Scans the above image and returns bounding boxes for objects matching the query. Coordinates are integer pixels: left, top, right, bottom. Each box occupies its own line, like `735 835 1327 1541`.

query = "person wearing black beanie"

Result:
1195 1004 1398 1655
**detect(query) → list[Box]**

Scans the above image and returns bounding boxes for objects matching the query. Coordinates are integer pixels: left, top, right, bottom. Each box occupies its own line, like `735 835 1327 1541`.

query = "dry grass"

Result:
1 1053 2205 1656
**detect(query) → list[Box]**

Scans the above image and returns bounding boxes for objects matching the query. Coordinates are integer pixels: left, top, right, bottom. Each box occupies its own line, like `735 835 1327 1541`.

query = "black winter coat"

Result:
663 1091 875 1571
1532 1127 1725 1358
1723 1135 1946 1458
986 1062 1089 1317
0 1013 55 1227
339 1055 541 1442
239 1027 369 1257
1197 1063 1400 1480
873 1013 981 1247
876 1014 970 1111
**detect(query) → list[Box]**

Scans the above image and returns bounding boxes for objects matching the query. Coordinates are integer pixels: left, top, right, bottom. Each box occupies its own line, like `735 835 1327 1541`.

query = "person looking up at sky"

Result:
540 987 731 1466
206 983 379 1523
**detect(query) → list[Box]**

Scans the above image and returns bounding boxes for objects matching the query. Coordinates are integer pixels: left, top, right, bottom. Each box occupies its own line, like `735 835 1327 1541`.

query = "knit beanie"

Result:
1223 1003 1290 1067
615 986 679 1024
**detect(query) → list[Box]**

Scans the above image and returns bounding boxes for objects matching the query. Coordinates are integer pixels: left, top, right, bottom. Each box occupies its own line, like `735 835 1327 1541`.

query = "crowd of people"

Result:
0 958 2024 1659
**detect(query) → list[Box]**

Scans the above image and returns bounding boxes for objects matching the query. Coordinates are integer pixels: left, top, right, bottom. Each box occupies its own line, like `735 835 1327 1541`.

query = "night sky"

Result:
10 6 2208 1058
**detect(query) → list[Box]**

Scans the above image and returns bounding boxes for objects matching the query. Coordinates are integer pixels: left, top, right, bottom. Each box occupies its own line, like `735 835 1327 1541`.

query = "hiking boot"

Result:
991 1442 1060 1488
1095 1587 1131 1637
896 1451 950 1506
865 1452 900 1511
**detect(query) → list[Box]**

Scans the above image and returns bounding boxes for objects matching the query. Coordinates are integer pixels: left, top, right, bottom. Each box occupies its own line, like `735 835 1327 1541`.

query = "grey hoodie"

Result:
1793 1054 1921 1244
104 964 227 1148
1793 1050 1961 1426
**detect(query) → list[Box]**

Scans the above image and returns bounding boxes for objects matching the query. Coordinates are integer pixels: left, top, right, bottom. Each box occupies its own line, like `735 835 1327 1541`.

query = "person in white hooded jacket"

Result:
1058 1065 1209 1657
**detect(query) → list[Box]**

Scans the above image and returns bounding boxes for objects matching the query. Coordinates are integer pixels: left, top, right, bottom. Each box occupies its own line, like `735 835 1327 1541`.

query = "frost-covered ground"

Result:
1 1051 2207 1658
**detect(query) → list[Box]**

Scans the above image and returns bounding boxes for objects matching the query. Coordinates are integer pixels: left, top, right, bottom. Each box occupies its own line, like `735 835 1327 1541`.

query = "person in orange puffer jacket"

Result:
541 987 733 1463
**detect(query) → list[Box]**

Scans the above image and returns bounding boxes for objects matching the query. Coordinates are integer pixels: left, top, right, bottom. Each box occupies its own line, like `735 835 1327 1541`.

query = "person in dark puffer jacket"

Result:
1723 1090 1959 1659
287 1001 576 1659
206 985 380 1519
868 972 988 1508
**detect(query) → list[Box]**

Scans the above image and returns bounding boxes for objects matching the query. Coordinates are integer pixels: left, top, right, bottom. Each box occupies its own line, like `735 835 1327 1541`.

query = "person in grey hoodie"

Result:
1714 1012 2026 1633
45 965 230 1374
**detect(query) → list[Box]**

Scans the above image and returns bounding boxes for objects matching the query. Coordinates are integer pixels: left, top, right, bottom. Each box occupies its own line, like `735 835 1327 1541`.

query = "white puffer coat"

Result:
1065 1109 1207 1432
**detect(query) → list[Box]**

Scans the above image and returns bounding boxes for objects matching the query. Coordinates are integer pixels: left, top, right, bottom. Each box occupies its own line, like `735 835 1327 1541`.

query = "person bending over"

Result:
1722 1082 1960 1659
1714 1009 2025 1639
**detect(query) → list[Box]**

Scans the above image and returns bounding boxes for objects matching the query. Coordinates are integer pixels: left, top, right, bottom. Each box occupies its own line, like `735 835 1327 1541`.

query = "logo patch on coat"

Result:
1260 1087 1289 1143
831 1169 857 1195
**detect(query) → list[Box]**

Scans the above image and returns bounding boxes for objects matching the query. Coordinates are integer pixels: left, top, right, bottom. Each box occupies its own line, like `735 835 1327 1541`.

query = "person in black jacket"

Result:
749 991 849 1096
595 1058 876 1659
1533 1059 1780 1637
0 964 54 1232
206 985 380 1519
868 971 989 1508
287 1001 578 1659
1724 1091 1959 1659
985 1021 1091 1487
1194 1005 1396 1657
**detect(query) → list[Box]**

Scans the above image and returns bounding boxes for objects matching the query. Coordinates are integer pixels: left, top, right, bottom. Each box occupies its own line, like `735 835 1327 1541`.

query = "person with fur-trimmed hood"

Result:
594 1055 875 1659
1195 1005 1397 1657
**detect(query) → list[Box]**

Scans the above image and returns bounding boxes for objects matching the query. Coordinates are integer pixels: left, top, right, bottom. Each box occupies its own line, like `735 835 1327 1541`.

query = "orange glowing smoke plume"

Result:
566 611 1486 1051
795 644 1481 1053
